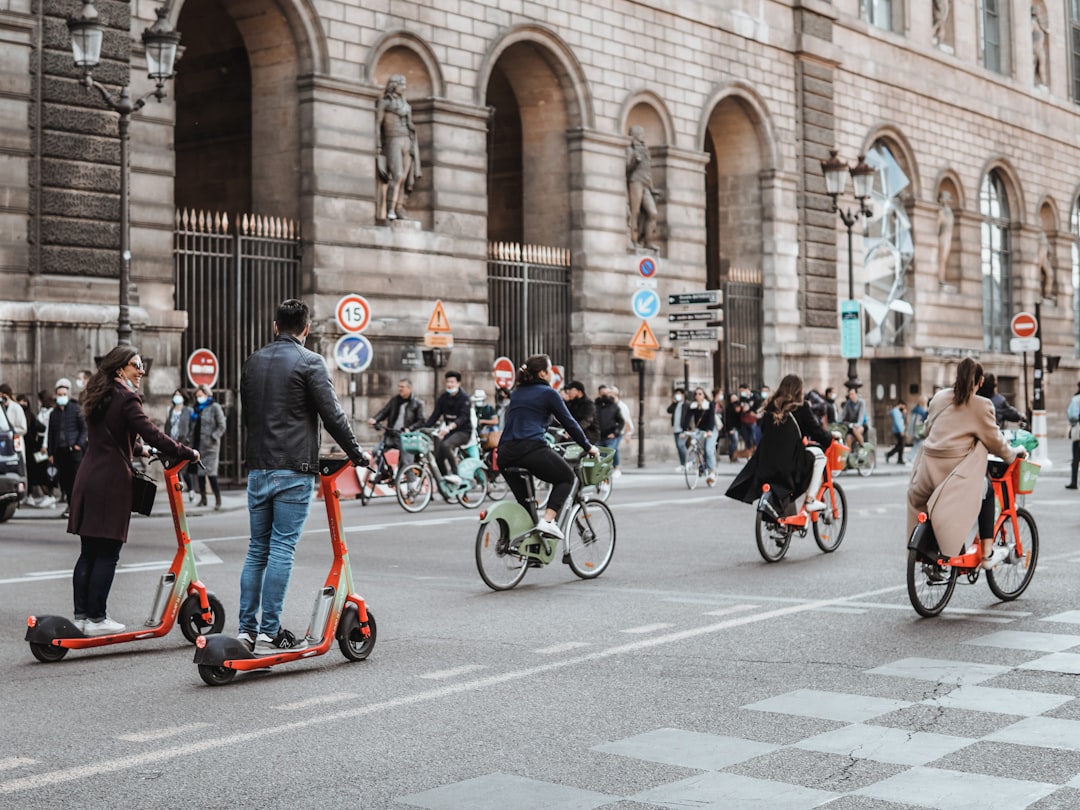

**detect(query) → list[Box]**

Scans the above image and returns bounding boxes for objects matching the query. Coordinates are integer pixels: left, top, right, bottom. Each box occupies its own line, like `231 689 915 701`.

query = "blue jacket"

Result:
889 406 905 434
499 381 590 449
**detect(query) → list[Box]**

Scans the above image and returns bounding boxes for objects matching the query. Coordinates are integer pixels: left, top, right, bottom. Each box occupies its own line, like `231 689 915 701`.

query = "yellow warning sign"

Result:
427 300 452 333
629 320 660 351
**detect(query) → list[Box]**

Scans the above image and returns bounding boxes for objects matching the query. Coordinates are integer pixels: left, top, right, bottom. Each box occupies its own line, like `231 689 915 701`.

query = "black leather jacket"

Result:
372 394 425 431
241 334 364 472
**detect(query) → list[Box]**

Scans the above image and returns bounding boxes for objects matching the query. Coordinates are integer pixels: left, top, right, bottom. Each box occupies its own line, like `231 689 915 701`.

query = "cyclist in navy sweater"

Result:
499 355 598 539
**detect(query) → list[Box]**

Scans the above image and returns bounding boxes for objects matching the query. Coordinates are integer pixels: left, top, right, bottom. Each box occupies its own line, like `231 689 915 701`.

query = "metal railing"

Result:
174 208 301 482
487 241 571 366
723 266 763 394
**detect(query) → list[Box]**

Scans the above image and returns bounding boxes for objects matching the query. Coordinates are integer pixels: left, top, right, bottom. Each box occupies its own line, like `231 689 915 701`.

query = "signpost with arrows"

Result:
667 290 723 399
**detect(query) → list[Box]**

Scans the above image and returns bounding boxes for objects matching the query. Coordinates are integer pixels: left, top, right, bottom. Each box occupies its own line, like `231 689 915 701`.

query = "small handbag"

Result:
105 423 157 516
1069 422 1080 442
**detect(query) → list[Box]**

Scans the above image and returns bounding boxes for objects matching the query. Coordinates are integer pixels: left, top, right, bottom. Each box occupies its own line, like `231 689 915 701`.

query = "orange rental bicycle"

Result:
754 440 848 563
906 453 1040 617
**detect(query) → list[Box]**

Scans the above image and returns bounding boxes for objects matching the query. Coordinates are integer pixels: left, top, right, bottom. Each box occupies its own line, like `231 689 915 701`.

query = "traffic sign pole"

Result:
1031 302 1050 467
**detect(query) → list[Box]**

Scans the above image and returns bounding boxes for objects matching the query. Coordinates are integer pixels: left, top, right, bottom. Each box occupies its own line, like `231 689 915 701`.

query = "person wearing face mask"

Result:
681 387 717 485
667 388 687 471
67 347 200 634
423 370 473 484
74 369 92 393
47 378 87 518
165 388 196 500
190 384 226 509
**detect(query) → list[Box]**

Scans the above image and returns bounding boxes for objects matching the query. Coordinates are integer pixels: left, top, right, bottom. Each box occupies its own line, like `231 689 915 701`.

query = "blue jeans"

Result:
689 430 716 473
600 435 621 467
673 431 687 465
239 470 316 637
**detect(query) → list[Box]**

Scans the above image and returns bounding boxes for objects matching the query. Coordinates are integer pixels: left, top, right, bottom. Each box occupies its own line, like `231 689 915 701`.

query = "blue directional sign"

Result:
631 288 661 320
334 334 373 373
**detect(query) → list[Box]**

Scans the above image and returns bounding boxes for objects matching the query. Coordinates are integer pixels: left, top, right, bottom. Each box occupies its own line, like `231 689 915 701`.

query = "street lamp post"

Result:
820 149 874 389
67 2 181 346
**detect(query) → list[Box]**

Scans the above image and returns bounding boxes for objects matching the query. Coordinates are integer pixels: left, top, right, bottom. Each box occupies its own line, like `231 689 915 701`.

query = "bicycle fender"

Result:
478 501 535 538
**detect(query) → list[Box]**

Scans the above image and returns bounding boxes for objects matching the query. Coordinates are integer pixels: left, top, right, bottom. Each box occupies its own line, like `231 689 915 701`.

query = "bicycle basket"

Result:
1015 458 1040 495
400 431 432 454
579 447 615 486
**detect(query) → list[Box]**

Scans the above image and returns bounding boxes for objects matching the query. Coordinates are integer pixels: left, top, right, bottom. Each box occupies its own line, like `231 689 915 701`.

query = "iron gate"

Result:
722 267 763 394
487 242 571 366
174 209 301 483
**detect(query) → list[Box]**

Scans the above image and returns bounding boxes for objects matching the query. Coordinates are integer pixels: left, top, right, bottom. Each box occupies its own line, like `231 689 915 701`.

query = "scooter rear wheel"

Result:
179 593 226 643
338 608 377 661
30 642 68 663
198 664 237 686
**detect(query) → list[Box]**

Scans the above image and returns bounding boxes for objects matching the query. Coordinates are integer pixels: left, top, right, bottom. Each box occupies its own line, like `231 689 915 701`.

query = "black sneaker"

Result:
254 628 308 655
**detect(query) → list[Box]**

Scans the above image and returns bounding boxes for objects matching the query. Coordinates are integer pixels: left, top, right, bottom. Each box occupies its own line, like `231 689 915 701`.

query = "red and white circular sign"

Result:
550 364 565 391
1010 312 1038 339
493 356 515 390
336 294 371 334
187 348 220 389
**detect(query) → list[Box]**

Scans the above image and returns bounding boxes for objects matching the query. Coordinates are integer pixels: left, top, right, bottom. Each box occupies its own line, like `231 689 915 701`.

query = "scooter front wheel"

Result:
338 607 377 661
179 593 226 643
198 664 237 686
30 642 68 663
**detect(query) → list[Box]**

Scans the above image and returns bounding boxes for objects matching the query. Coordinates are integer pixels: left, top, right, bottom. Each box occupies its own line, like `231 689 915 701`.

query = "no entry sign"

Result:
1010 312 1038 339
187 349 220 388
493 356 515 389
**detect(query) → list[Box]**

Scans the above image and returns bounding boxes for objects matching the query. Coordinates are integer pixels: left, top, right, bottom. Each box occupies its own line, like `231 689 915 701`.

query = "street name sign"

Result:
678 347 711 359
668 311 716 323
669 328 718 341
668 290 721 307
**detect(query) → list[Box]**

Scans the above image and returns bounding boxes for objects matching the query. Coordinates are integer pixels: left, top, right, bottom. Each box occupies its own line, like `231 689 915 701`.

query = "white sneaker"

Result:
804 499 827 512
706 474 716 487
982 545 1010 570
534 518 564 540
612 469 622 479
72 618 87 633
675 465 684 472
443 474 462 486
83 617 125 635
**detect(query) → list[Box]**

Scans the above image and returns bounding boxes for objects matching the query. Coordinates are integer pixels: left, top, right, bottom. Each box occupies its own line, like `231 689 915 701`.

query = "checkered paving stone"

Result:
394 636 1080 809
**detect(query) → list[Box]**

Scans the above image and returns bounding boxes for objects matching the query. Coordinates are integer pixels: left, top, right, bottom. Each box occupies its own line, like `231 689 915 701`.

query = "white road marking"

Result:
273 692 359 711
533 642 591 655
0 759 36 772
118 723 212 743
0 582 910 796
2 543 224 586
418 664 487 680
702 604 759 617
620 623 674 634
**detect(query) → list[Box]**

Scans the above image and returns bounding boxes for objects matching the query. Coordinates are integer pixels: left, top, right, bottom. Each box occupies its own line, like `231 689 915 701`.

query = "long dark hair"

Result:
515 354 550 387
953 357 984 406
765 374 803 424
82 345 139 422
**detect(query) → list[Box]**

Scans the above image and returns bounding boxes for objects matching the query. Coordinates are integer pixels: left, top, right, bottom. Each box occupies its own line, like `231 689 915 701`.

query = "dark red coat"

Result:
68 381 197 542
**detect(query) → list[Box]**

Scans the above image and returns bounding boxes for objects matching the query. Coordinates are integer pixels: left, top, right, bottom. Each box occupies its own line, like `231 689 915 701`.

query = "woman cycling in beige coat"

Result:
907 358 1024 569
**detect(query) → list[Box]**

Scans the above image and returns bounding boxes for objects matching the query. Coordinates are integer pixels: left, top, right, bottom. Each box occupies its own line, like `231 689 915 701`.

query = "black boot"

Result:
214 492 222 511
199 492 208 507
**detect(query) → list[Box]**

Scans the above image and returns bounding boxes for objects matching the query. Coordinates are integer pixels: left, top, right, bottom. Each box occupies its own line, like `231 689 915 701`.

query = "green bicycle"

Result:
475 445 616 590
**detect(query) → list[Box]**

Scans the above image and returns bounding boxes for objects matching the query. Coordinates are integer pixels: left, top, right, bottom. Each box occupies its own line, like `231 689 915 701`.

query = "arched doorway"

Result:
703 96 766 394
484 39 577 365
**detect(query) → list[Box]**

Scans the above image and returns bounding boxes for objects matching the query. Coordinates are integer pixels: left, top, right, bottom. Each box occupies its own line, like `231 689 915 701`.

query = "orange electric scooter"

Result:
25 455 225 661
192 456 376 685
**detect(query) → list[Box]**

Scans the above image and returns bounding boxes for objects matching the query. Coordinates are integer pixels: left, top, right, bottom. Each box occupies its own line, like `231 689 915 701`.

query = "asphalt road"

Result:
1 455 1079 810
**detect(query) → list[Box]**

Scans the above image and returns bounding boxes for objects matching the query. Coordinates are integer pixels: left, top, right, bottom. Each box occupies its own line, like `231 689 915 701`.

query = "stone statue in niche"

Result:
625 126 661 251
935 191 954 287
1036 230 1056 299
932 0 950 44
375 74 422 222
1032 1 1050 86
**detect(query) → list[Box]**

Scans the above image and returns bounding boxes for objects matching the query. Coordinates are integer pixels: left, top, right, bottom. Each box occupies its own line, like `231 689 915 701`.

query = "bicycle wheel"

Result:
684 445 701 490
565 499 616 579
812 482 848 552
986 507 1039 601
475 518 529 590
857 447 876 477
458 468 487 510
754 507 792 563
591 476 612 502
906 548 957 617
395 463 432 513
486 469 509 500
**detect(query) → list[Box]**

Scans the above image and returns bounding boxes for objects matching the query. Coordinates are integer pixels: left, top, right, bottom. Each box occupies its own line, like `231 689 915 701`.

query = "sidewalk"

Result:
14 489 248 521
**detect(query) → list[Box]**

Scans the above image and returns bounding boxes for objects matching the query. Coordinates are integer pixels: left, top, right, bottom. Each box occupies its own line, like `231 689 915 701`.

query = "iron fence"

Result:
487 242 572 367
723 267 763 395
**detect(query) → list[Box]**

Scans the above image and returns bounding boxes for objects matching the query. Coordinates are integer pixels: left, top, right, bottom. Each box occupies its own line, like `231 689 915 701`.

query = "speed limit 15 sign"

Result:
336 294 372 334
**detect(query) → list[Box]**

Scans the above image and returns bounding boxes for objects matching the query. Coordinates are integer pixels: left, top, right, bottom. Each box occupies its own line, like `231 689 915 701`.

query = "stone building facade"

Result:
1 0 1078 470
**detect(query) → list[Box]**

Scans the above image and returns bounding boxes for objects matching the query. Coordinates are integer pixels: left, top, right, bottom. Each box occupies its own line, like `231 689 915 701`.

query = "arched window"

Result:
1072 198 1080 356
980 171 1012 351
